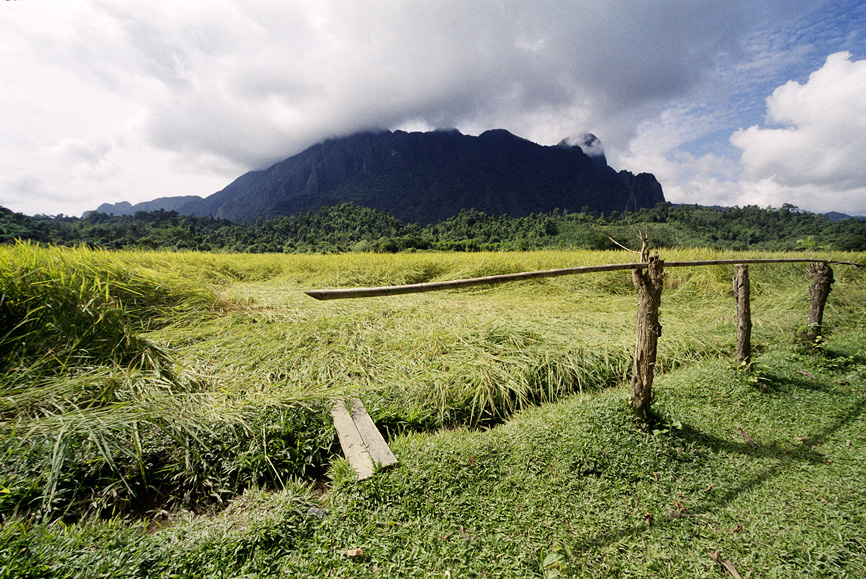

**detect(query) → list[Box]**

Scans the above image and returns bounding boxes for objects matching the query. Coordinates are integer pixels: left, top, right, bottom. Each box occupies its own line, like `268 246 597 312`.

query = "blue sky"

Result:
1 1 865 217
684 1 866 157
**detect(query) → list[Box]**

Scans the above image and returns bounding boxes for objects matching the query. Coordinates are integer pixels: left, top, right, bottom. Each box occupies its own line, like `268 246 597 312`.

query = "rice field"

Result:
1 242 864 521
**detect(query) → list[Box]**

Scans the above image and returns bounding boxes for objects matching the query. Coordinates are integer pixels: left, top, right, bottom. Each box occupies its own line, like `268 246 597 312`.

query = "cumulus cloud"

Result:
623 49 866 216
728 52 866 213
732 52 866 187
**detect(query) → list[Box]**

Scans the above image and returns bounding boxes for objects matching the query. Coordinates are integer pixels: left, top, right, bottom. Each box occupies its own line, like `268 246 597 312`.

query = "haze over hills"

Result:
95 129 665 224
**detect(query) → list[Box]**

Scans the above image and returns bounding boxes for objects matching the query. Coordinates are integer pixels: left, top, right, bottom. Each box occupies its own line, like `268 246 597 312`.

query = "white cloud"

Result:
623 50 866 216
729 52 866 212
732 52 866 188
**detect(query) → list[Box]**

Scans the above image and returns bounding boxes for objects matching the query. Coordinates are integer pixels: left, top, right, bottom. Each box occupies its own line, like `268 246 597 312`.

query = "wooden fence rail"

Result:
305 258 864 301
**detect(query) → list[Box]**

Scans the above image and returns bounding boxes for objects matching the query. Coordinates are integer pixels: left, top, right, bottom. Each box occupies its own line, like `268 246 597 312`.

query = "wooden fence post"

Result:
733 264 751 365
631 251 664 428
807 262 834 345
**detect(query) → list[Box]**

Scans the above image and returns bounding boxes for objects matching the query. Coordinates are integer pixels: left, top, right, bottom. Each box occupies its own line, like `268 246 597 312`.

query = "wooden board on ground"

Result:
349 399 398 469
330 398 398 480
330 400 374 480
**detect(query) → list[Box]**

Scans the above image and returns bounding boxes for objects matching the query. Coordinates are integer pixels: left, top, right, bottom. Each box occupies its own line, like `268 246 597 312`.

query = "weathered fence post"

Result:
807 262 834 345
631 251 664 428
733 264 751 365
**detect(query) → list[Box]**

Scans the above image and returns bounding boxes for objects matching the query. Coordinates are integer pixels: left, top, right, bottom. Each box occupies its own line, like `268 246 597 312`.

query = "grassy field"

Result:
1 244 865 577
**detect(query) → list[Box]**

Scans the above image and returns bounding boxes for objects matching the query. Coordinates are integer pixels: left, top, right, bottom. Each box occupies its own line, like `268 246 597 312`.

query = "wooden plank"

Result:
306 262 642 300
330 400 374 480
348 399 398 468
305 258 864 301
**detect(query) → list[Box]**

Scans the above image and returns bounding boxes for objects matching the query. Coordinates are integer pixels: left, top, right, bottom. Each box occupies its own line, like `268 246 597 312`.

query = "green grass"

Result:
0 244 864 577
289 345 866 578
2 332 864 577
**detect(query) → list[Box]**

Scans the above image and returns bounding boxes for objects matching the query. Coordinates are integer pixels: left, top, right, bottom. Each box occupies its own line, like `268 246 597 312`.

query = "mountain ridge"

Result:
95 129 665 224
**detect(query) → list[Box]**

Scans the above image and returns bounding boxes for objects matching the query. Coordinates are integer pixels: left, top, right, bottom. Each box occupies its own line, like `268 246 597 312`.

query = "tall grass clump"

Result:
365 327 636 430
0 242 218 375
0 243 336 521
0 385 335 521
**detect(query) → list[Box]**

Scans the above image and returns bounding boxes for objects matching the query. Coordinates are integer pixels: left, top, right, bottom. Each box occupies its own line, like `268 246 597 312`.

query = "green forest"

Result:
3 202 866 253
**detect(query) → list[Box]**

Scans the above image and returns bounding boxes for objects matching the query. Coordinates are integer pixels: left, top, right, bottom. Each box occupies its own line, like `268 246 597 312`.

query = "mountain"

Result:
95 195 204 216
97 129 665 224
824 211 866 222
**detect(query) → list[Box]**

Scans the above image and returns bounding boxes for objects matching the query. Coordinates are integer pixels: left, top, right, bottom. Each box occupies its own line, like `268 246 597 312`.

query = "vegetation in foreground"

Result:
1 245 864 577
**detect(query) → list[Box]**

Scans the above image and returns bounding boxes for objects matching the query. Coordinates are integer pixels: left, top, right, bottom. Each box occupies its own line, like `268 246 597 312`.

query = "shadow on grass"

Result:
673 422 826 464
572 393 865 554
816 337 866 367
752 370 837 394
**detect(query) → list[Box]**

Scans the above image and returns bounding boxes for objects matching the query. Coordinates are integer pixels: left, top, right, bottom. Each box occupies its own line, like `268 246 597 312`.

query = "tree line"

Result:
2 202 865 253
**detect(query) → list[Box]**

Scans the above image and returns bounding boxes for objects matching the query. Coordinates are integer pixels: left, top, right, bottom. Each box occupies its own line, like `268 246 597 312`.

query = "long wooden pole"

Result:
305 258 864 301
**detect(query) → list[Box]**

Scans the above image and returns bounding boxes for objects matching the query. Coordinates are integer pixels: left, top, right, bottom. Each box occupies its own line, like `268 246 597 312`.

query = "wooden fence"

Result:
306 256 864 428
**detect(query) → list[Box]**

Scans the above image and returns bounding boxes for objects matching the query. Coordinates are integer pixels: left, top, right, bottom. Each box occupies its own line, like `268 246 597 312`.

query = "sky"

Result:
2 0 865 217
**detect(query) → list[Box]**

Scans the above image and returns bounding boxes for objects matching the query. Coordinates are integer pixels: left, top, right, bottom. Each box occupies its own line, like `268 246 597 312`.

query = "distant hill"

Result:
95 196 203 217
824 211 866 222
93 129 665 224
